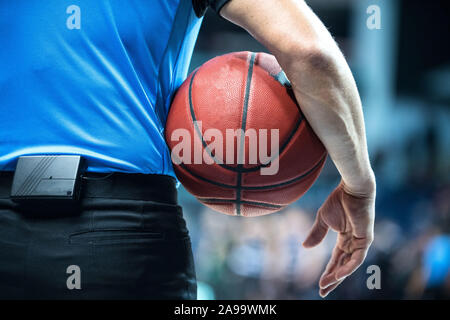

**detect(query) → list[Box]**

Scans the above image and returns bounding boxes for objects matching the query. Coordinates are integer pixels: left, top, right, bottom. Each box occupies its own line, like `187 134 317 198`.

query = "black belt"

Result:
0 171 178 205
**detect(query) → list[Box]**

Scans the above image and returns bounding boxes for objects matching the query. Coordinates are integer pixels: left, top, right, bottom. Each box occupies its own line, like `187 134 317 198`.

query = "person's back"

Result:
0 0 213 299
0 0 202 175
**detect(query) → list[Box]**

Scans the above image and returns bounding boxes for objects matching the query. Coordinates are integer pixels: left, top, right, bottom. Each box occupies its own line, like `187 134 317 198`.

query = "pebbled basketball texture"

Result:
166 52 327 217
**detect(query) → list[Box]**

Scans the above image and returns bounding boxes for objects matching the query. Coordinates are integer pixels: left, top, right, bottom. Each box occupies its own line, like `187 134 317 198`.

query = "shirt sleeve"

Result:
192 0 232 18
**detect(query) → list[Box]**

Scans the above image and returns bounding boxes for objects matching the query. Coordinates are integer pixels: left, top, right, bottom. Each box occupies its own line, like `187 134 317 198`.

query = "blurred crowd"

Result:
181 168 449 300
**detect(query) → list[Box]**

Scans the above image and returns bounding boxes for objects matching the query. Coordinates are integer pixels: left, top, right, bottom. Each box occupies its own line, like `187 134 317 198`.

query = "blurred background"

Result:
180 0 450 300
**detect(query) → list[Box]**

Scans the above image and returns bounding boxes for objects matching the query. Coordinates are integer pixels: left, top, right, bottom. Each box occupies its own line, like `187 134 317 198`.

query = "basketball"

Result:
166 52 327 217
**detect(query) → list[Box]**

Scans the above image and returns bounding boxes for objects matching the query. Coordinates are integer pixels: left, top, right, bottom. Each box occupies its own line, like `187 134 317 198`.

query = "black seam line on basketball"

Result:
236 52 257 216
198 198 283 209
188 70 235 171
187 57 304 174
238 52 255 164
178 153 326 191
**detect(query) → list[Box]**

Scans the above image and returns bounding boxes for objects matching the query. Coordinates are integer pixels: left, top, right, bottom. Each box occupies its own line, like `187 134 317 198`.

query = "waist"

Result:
0 145 177 179
0 171 178 205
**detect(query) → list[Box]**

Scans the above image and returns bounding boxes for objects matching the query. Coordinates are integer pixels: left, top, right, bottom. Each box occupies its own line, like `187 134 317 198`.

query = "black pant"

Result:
0 172 197 300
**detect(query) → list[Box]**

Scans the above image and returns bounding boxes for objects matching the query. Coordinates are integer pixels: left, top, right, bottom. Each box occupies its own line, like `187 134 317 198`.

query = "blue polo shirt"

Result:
0 0 228 176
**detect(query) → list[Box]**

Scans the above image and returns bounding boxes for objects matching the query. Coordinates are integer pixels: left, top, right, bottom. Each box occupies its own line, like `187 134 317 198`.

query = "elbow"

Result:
277 41 341 77
301 45 337 73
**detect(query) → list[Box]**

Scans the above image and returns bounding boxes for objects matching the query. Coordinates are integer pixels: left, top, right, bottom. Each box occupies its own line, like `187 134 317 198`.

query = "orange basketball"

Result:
166 52 327 217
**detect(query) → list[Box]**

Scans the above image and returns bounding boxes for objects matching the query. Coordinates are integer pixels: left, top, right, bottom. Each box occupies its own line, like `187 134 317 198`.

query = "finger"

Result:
319 247 342 287
302 212 329 248
319 248 347 289
320 278 344 298
334 248 368 280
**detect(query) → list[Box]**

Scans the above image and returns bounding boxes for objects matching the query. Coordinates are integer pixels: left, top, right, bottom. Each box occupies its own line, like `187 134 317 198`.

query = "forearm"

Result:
282 45 375 194
221 0 375 193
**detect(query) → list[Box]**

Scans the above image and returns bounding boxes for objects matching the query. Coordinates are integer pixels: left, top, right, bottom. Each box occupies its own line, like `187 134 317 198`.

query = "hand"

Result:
302 180 375 298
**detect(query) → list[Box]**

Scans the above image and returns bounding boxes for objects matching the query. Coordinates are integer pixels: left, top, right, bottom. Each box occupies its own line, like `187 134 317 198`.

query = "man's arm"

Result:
219 0 376 297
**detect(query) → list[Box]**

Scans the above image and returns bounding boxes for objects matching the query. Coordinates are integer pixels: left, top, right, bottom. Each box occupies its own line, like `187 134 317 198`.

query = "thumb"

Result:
303 211 329 248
